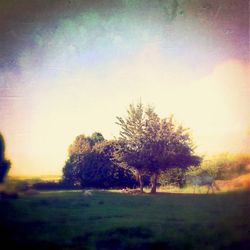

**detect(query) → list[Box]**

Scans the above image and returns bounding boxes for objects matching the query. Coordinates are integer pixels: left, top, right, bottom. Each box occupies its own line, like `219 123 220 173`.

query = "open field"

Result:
0 190 249 250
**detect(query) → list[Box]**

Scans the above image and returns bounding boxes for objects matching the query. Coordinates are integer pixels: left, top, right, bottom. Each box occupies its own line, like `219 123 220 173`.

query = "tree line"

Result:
62 102 201 193
1 102 249 194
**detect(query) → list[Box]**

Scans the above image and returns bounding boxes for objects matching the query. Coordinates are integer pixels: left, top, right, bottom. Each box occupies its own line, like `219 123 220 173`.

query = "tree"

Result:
63 132 104 186
116 103 201 193
116 102 149 192
112 139 151 193
62 134 136 188
0 133 11 184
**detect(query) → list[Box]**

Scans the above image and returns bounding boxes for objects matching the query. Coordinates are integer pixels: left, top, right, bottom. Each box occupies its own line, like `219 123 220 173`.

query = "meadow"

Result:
0 189 249 250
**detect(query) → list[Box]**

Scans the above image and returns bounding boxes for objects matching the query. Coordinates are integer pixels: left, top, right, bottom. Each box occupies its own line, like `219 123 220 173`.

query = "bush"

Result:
15 181 30 192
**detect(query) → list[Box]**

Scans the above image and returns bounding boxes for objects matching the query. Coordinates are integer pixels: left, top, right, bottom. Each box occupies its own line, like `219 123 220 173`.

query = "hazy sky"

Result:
0 0 249 176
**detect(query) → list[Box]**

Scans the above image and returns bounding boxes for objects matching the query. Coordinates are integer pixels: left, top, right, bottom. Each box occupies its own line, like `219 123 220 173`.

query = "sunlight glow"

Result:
1 2 249 176
4 56 249 176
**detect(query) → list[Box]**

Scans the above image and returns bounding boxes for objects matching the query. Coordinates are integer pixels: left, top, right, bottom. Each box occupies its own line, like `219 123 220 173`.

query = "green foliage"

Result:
0 133 11 183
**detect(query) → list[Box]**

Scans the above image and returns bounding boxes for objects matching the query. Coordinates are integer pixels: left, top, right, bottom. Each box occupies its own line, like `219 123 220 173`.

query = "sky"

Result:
0 0 249 176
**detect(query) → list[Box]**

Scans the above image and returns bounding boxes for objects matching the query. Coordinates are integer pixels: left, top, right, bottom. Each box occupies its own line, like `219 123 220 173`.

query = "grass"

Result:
0 190 249 250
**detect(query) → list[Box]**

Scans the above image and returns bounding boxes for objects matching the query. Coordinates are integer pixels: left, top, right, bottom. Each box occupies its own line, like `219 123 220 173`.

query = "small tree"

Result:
0 133 11 184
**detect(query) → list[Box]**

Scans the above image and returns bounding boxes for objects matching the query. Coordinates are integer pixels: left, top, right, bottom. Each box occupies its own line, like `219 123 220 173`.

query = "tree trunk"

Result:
138 173 144 193
150 173 158 194
136 170 144 193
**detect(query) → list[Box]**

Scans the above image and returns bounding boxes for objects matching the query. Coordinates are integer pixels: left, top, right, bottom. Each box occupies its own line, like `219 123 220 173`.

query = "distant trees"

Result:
187 153 250 180
0 133 11 184
62 133 137 188
116 102 201 193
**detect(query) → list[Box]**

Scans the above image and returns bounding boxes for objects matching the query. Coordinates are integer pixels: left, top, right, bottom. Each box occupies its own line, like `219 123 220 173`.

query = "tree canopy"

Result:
116 102 201 193
68 132 105 156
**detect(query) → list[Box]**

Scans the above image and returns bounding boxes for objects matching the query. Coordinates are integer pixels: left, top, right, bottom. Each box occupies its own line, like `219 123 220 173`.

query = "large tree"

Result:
116 103 201 193
0 133 11 184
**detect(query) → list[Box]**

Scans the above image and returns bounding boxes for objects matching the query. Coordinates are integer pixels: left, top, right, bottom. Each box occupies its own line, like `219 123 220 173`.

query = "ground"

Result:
0 190 249 250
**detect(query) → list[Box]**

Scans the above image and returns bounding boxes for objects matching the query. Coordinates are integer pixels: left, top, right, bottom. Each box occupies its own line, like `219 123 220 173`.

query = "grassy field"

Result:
0 190 249 250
